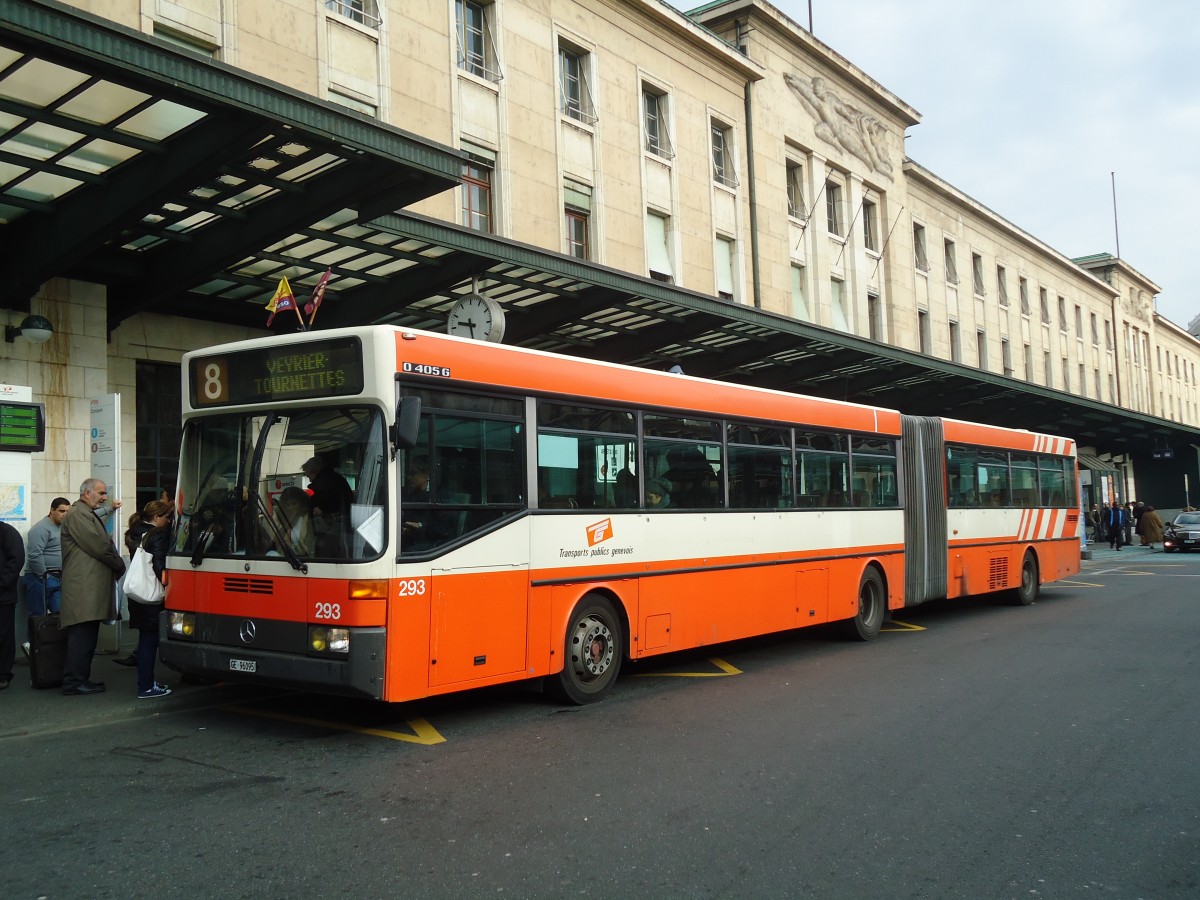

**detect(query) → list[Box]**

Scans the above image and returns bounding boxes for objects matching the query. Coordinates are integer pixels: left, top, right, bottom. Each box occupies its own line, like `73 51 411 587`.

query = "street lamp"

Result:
5 314 54 344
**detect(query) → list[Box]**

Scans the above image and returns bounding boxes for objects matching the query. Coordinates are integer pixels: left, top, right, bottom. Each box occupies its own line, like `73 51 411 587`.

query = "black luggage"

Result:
28 612 66 688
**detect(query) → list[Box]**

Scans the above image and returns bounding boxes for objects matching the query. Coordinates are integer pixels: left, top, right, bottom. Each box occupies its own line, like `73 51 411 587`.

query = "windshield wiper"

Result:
250 486 308 574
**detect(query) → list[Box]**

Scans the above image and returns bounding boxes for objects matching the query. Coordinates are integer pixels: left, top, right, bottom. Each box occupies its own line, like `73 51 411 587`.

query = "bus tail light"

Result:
169 612 196 638
310 626 350 655
349 579 388 601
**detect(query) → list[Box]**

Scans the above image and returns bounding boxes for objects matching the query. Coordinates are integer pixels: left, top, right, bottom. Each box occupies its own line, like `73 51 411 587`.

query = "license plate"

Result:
229 658 257 673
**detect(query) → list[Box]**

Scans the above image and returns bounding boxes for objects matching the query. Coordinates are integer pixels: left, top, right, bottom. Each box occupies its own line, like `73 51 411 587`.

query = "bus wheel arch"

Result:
842 563 887 641
1009 548 1040 606
551 591 627 705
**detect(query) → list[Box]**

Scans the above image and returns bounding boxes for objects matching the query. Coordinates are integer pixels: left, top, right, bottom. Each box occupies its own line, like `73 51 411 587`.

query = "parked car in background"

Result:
1163 512 1200 553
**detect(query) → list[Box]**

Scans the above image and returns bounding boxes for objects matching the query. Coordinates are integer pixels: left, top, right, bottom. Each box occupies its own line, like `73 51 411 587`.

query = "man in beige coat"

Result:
60 478 126 695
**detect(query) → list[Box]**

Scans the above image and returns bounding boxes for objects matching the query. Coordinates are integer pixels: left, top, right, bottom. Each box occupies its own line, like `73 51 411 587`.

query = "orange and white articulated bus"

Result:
160 325 1081 703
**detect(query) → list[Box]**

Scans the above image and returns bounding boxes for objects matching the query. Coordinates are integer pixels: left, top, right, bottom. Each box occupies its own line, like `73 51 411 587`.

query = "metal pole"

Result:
1111 172 1121 258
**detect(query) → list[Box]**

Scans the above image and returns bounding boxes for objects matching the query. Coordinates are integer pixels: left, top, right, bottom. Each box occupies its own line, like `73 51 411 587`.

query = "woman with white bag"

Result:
123 500 173 699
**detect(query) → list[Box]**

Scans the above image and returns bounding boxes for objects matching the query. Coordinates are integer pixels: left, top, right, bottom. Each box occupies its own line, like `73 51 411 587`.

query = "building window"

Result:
456 0 501 81
1104 319 1113 350
565 208 588 258
1090 312 1099 345
1074 304 1083 336
565 182 591 260
1094 368 1102 399
972 253 985 296
1044 350 1052 385
711 121 738 188
642 88 674 158
918 309 931 354
325 0 381 28
1039 288 1050 324
949 320 961 363
646 211 674 283
1079 363 1086 396
863 198 879 252
559 43 596 125
791 265 810 321
997 266 1008 307
715 236 736 301
1002 337 1013 376
1057 296 1067 332
461 149 493 233
136 361 181 514
1062 357 1071 392
943 239 958 284
826 181 844 237
786 160 805 219
976 330 988 371
1024 343 1033 382
913 223 929 271
867 293 882 341
1019 276 1030 316
831 278 849 331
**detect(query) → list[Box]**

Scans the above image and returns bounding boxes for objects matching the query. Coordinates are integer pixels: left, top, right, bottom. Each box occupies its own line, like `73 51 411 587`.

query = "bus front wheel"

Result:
843 566 885 641
553 594 623 704
1010 551 1040 606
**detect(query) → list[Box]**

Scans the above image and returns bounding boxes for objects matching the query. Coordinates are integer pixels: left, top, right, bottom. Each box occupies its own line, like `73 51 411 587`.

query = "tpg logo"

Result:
586 518 613 546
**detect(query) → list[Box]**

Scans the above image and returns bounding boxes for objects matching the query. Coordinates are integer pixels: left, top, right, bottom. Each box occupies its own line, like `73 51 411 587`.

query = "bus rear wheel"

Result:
1009 551 1039 606
843 566 885 641
553 594 623 704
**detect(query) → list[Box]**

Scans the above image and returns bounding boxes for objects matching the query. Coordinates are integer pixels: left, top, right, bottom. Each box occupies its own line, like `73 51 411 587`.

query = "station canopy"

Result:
3 0 1198 457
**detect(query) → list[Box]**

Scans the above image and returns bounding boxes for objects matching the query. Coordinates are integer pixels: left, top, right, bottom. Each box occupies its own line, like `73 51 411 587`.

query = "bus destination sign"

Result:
190 337 365 407
0 401 46 452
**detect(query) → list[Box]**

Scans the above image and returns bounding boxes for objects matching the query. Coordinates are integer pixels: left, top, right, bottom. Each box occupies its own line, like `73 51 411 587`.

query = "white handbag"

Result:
124 544 164 605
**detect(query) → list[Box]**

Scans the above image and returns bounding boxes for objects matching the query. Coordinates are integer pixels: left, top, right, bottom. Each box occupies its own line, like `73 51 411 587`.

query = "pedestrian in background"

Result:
0 520 25 690
1106 503 1126 551
22 497 70 616
60 479 126 695
1140 505 1164 550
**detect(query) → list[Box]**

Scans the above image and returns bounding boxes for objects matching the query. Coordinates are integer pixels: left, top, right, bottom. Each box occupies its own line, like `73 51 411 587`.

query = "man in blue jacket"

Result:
1105 502 1126 550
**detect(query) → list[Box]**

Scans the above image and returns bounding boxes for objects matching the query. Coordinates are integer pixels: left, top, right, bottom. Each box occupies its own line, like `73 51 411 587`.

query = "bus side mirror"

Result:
392 395 421 451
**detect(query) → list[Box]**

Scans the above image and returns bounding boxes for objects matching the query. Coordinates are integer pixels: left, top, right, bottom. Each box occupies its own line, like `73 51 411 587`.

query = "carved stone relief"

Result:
784 73 893 179
1122 287 1152 325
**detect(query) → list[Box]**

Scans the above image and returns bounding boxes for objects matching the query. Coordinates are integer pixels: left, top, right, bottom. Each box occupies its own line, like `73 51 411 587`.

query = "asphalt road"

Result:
3 544 1198 899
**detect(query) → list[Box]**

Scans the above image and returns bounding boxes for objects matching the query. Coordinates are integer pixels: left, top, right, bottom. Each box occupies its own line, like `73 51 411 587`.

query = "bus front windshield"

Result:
174 406 388 564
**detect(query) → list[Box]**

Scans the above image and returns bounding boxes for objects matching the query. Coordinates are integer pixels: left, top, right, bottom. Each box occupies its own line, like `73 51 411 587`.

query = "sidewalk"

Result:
0 628 231 738
1082 539 1166 562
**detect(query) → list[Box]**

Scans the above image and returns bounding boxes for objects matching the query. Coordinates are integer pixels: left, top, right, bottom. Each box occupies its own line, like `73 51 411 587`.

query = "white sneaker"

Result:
21 641 30 660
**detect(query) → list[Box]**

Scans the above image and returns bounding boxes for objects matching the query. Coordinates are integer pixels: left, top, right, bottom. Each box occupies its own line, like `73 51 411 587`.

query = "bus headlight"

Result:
169 612 196 637
310 626 350 655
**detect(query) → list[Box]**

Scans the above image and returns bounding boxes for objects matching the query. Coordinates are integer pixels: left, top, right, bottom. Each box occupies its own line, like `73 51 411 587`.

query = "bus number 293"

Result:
315 602 342 620
398 579 427 596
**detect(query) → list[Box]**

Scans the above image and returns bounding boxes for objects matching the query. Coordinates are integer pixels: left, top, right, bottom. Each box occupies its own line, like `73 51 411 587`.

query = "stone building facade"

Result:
2 0 1198 518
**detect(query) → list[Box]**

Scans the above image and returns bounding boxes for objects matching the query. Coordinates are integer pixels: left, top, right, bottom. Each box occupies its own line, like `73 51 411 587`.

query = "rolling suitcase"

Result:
28 611 67 689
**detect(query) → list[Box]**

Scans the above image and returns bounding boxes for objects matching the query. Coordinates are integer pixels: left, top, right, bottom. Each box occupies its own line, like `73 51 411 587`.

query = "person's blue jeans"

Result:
21 572 60 616
136 628 160 693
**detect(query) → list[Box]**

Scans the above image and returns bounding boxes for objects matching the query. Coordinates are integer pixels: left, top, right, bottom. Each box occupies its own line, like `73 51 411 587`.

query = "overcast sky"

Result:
674 0 1200 332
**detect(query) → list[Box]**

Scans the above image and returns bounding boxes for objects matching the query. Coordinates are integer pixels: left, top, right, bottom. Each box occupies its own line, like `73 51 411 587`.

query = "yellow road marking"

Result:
221 706 445 744
882 619 925 632
637 657 743 678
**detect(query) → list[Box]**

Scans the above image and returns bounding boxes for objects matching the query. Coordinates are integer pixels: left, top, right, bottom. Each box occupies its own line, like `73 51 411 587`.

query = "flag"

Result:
305 268 332 327
265 276 295 327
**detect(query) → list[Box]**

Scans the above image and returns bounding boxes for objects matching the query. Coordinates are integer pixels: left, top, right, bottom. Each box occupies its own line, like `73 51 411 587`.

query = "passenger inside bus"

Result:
267 486 314 557
663 446 719 508
645 477 672 509
302 455 353 557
